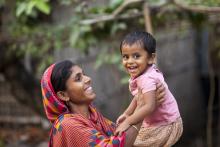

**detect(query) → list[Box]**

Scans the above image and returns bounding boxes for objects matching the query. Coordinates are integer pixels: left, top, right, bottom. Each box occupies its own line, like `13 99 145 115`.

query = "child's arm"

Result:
116 97 137 124
126 90 156 125
115 90 156 135
124 96 137 116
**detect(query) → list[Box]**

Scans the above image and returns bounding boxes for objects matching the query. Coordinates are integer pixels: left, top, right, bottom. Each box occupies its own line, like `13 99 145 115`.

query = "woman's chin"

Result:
87 93 96 101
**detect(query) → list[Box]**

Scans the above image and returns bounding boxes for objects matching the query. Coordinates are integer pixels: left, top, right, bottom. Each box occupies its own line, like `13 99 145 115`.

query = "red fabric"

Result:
41 64 69 123
51 106 125 147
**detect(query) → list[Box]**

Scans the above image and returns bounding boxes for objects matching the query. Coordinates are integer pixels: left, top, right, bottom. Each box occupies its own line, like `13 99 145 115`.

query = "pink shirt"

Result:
129 65 181 127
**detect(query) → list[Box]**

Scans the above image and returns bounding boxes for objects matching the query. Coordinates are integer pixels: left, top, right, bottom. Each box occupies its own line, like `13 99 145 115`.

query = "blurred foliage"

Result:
0 0 4 7
184 0 220 7
16 0 50 17
0 139 4 147
1 0 219 80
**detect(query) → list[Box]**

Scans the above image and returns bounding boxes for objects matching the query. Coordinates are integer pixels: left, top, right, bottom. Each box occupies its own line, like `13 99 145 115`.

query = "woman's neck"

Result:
69 103 90 118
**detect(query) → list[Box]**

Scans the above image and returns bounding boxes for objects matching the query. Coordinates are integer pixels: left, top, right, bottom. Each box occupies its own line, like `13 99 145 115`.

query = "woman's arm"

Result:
124 122 142 147
155 82 165 105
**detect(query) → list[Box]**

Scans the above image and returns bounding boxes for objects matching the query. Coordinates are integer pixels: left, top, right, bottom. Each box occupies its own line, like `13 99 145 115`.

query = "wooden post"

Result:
143 3 153 35
143 3 157 64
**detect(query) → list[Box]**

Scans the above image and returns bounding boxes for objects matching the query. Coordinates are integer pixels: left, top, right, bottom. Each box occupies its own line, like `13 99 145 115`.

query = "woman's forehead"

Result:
71 65 83 74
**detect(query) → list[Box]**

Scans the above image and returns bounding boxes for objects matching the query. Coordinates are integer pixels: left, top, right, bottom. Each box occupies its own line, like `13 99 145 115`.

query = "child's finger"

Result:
116 117 122 124
114 129 119 136
116 119 119 124
119 131 122 136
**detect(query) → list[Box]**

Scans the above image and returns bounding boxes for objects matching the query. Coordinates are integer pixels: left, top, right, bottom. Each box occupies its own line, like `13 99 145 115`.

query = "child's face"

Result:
121 43 154 78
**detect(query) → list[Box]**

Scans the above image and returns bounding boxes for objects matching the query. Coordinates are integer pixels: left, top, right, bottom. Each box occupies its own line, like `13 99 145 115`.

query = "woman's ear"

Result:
148 53 156 65
57 91 70 102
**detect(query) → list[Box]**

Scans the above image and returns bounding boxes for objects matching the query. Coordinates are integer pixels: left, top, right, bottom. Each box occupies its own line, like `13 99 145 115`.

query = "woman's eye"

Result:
75 74 82 81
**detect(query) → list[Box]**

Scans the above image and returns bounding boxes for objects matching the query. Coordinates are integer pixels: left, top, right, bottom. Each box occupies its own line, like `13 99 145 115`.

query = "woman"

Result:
41 60 165 147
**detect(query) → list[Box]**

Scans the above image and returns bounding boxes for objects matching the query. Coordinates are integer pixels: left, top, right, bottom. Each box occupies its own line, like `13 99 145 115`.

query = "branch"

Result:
80 0 144 25
79 0 166 25
80 0 220 25
112 0 144 16
80 12 142 25
173 0 220 13
80 0 145 25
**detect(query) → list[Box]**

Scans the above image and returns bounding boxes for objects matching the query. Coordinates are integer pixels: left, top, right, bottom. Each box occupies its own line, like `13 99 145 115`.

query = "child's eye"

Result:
133 54 140 59
122 55 128 60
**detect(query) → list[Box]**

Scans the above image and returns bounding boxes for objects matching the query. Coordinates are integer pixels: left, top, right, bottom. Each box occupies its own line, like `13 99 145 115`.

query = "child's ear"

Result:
57 91 70 102
148 53 156 65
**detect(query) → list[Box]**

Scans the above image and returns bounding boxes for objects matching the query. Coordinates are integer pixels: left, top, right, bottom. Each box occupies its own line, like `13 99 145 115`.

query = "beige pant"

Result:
134 117 183 147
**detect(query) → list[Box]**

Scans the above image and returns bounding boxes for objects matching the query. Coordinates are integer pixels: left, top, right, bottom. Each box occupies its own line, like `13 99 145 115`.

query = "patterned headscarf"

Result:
41 64 70 123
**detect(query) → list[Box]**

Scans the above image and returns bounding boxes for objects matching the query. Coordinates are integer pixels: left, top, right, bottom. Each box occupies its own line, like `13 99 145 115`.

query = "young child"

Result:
115 31 183 147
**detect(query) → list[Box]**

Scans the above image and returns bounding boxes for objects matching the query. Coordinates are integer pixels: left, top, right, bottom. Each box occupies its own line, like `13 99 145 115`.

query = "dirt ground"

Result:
0 125 49 147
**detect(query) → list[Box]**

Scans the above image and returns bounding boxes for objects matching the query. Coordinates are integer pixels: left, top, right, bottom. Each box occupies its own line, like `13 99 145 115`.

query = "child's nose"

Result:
127 57 134 63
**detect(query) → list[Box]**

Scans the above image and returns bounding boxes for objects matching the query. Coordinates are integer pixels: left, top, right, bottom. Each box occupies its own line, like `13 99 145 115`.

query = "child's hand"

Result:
114 121 130 136
116 113 128 125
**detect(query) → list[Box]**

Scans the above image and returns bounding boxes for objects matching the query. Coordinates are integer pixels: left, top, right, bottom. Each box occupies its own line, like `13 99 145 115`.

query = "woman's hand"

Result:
155 82 165 105
135 88 145 109
115 120 131 136
116 113 128 125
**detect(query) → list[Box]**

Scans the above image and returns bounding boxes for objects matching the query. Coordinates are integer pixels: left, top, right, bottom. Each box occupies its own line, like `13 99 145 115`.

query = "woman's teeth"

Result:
85 86 93 93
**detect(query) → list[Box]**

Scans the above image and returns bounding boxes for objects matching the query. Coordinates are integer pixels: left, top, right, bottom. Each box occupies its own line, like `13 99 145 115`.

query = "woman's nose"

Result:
84 75 91 84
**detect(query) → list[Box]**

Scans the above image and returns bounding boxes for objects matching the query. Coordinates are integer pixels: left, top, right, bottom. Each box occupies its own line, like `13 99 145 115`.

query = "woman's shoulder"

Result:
55 113 89 128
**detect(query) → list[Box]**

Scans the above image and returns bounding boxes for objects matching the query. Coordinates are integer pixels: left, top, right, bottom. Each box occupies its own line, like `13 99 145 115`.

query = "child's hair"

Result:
120 31 156 55
51 60 76 93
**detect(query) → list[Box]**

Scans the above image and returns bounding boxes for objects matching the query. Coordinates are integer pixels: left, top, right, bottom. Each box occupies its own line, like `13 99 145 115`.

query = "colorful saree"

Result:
41 64 126 147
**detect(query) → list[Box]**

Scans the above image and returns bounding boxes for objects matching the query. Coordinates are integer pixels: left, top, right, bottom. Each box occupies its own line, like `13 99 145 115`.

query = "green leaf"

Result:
27 1 36 15
35 0 51 14
69 31 80 47
16 2 27 17
109 0 124 9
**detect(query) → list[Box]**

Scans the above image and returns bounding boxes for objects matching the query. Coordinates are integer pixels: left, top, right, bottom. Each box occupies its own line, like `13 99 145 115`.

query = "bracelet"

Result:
131 125 139 132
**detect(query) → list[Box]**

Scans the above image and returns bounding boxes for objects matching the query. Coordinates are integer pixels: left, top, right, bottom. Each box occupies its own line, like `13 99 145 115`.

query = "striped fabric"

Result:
41 64 69 123
41 64 126 147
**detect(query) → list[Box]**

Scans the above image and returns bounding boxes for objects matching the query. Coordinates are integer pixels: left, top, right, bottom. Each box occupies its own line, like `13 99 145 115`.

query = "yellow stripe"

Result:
43 96 60 114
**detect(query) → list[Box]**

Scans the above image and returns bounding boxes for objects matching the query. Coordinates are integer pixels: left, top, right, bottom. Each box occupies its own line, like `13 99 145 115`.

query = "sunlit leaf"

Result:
35 0 51 14
16 2 27 17
109 0 124 9
27 1 36 15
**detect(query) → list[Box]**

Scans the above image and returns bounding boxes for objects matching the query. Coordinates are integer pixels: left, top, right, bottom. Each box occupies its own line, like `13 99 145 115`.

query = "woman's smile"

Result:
84 86 94 95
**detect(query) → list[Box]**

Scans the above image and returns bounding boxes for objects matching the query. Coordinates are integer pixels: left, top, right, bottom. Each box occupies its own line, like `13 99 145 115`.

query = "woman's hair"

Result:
120 31 156 55
51 60 75 93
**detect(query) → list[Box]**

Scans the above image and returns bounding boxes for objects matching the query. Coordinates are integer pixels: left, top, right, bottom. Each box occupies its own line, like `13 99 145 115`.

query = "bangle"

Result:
131 125 139 132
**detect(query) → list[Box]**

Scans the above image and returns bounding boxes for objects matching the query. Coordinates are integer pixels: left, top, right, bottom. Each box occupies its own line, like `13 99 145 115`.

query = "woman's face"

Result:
64 65 96 104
